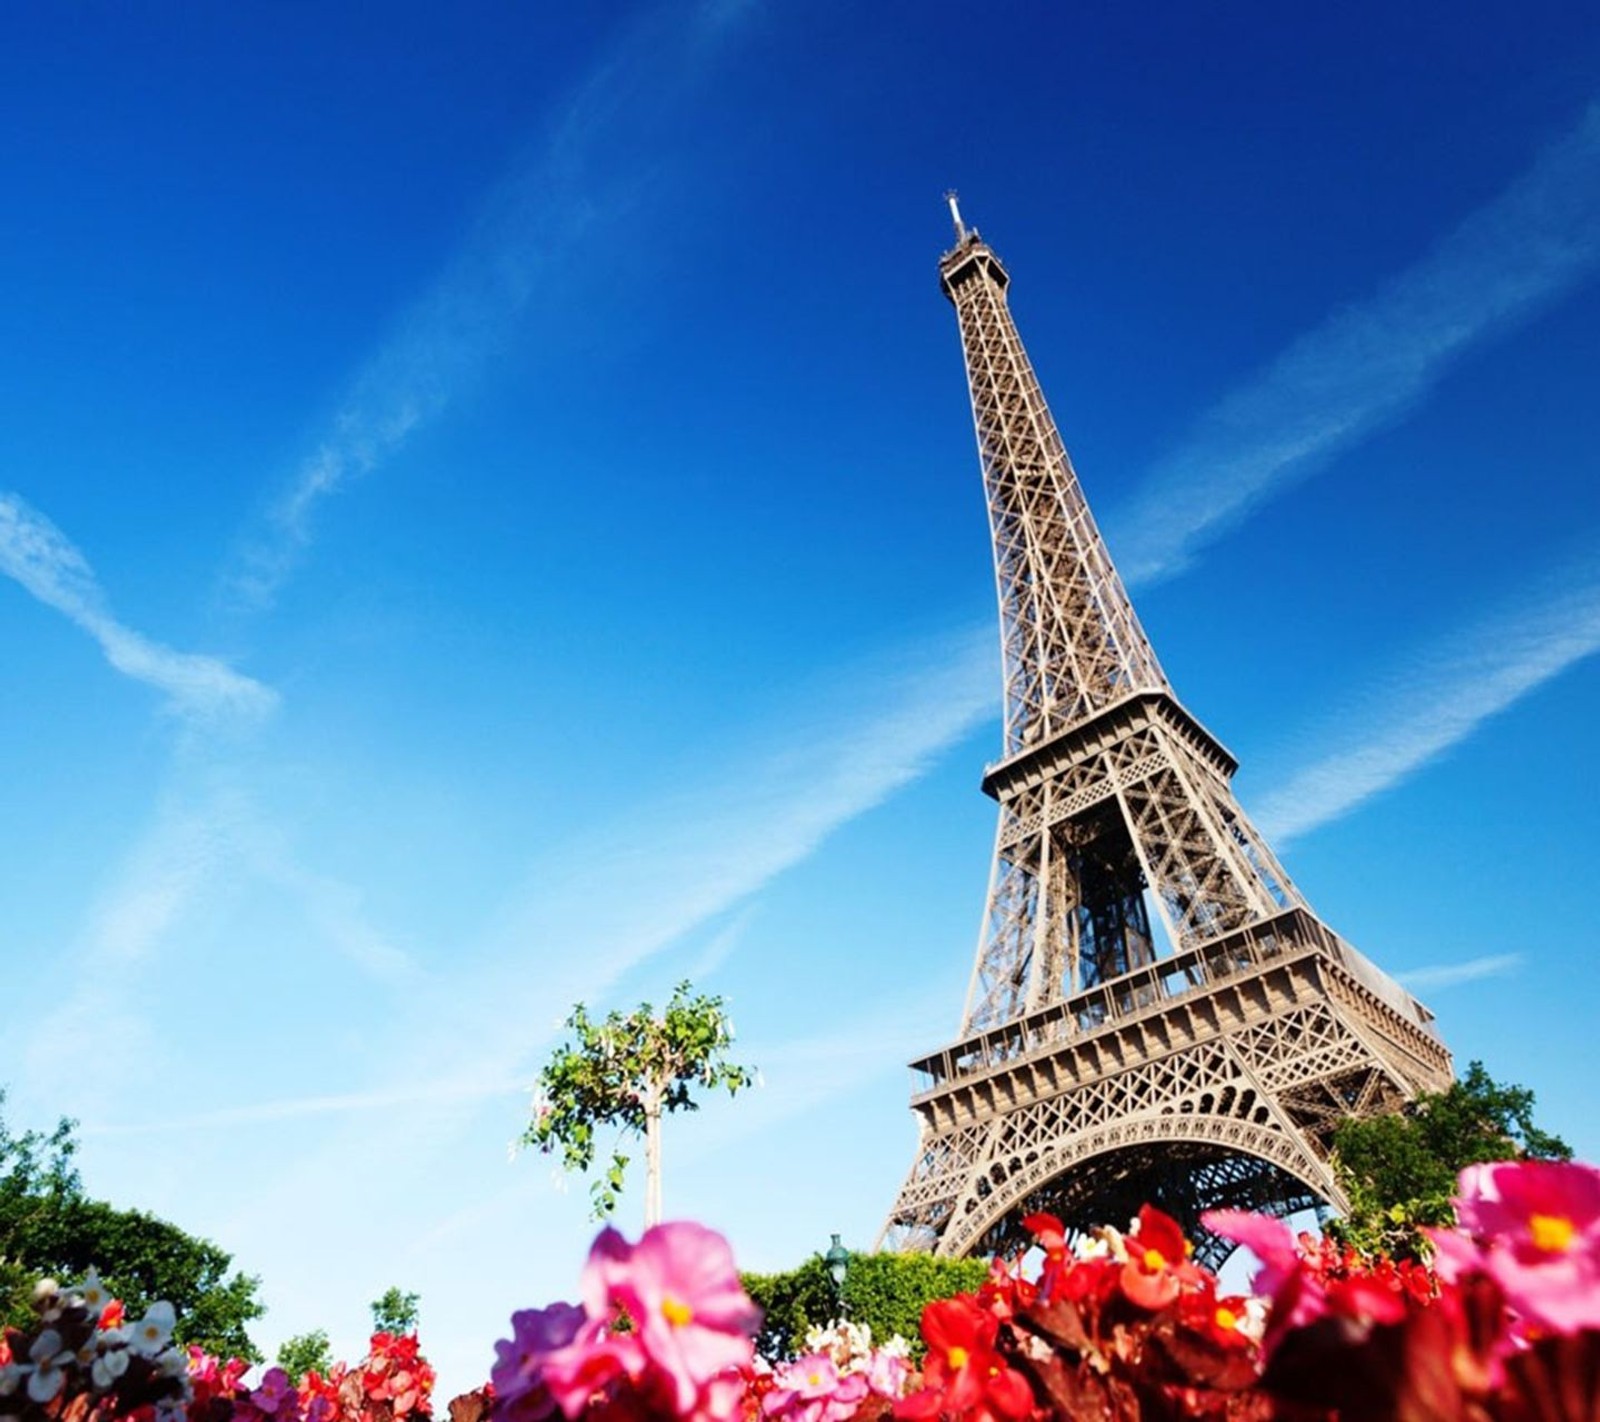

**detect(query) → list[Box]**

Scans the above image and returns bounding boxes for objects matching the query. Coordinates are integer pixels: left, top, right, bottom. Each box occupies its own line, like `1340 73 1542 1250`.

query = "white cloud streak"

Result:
97 624 998 1142
470 625 997 1025
83 1075 524 1138
1112 101 1600 586
225 0 759 610
0 492 276 722
15 776 424 1123
1397 953 1525 991
1253 559 1600 843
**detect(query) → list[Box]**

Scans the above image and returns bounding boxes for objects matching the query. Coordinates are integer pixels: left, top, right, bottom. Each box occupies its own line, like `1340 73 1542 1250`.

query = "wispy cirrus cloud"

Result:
468 625 996 1022
1397 953 1525 991
13 770 424 1123
82 1074 524 1139
91 623 997 1137
1112 101 1600 586
1253 557 1600 844
224 0 763 611
0 492 275 723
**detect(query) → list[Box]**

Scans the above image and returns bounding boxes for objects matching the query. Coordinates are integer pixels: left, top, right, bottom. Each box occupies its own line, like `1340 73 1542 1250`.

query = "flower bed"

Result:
4 1159 1597 1422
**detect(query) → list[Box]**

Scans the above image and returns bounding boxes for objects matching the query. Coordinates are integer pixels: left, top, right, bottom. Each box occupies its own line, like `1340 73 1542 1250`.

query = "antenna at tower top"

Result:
945 190 968 242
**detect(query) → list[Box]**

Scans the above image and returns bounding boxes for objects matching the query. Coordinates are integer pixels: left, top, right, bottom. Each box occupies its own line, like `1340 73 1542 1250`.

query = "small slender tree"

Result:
370 1286 420 1336
523 982 754 1224
277 1329 334 1381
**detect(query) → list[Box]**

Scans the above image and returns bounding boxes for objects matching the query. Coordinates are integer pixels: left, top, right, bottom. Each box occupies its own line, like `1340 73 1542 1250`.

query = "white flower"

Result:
28 1358 67 1404
157 1347 190 1380
1081 1224 1126 1262
75 1267 112 1314
155 1398 189 1422
92 1347 130 1390
130 1301 177 1356
1240 1296 1269 1342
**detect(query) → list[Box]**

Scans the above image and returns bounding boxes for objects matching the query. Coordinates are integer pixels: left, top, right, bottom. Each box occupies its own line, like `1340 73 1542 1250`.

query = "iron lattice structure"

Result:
880 210 1453 1266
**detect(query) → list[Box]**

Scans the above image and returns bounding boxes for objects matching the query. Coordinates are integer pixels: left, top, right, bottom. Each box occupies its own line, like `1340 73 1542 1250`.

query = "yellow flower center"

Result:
1215 1306 1238 1331
1529 1214 1575 1253
661 1296 693 1327
807 1373 822 1387
1142 1248 1166 1271
947 1346 969 1371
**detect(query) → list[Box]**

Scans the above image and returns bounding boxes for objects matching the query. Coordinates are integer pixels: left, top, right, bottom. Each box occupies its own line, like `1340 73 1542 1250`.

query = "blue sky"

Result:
3 0 1599 1396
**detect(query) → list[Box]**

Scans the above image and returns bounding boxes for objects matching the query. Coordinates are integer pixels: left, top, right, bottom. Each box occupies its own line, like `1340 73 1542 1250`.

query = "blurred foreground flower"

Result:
494 1221 758 1422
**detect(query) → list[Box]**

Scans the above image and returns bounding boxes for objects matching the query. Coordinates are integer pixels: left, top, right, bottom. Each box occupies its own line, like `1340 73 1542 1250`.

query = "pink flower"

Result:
1447 1159 1600 1333
492 1302 589 1422
1202 1209 1324 1350
540 1231 649 1418
540 1324 640 1422
606 1222 759 1420
763 1354 869 1422
864 1350 909 1401
536 1223 759 1422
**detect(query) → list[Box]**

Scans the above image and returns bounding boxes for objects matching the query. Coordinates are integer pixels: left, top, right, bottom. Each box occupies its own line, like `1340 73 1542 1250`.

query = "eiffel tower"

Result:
880 200 1454 1267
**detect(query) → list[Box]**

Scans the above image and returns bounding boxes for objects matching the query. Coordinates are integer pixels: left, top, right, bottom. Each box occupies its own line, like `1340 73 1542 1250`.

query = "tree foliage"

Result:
0 1091 266 1360
371 1285 421 1336
1330 1059 1571 1259
277 1328 335 1381
524 982 754 1222
741 1251 989 1362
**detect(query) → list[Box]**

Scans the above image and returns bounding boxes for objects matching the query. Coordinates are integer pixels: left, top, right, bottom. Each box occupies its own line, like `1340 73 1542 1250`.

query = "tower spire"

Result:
945 190 967 243
937 225 1167 752
880 221 1453 1266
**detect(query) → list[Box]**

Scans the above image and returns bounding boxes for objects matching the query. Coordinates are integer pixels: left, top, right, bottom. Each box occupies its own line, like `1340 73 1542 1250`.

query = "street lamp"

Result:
824 1233 850 1317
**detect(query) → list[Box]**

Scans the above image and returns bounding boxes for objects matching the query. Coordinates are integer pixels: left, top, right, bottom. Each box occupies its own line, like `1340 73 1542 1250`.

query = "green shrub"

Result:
742 1251 988 1361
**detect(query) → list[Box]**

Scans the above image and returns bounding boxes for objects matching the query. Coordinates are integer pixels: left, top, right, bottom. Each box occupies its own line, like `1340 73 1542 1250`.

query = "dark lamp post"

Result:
824 1232 850 1316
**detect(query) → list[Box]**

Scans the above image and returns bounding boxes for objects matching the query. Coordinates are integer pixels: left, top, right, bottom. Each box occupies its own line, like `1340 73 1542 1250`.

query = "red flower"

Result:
1176 1291 1256 1351
1324 1274 1408 1327
1120 1206 1191 1310
895 1297 1033 1422
1021 1214 1068 1301
977 1258 1036 1323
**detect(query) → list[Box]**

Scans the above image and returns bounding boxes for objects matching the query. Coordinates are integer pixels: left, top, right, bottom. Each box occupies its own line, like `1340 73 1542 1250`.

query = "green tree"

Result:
1330 1060 1571 1259
277 1328 334 1380
370 1285 420 1336
524 982 754 1223
0 1092 266 1360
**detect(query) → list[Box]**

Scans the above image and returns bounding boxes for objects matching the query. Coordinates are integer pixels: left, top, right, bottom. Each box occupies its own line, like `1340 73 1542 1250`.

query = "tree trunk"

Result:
644 1090 663 1228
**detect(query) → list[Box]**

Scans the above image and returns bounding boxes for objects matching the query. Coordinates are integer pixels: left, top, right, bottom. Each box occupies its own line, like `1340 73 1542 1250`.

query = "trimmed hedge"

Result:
741 1252 989 1361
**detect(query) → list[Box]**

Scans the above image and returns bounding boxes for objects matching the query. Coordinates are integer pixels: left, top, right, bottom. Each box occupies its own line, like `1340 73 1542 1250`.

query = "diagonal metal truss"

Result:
880 208 1454 1259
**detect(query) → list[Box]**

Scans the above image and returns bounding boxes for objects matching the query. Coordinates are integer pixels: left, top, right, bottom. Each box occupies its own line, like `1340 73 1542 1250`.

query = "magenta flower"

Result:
250 1367 302 1422
1447 1159 1600 1332
605 1221 760 1420
529 1222 758 1422
492 1301 589 1422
